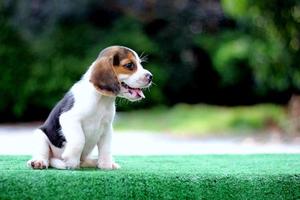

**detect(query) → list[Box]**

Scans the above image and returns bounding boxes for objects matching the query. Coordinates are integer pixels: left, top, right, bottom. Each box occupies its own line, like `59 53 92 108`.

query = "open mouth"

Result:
121 82 145 98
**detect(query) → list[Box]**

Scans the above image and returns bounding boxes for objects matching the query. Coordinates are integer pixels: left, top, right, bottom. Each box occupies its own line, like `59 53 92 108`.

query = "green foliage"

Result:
0 14 167 118
196 31 252 86
1 1 299 120
24 24 102 110
0 20 34 118
221 0 248 18
198 0 300 95
115 104 286 135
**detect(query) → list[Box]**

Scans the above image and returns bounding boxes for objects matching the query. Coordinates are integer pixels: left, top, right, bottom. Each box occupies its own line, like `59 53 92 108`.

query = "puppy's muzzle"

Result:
145 73 153 84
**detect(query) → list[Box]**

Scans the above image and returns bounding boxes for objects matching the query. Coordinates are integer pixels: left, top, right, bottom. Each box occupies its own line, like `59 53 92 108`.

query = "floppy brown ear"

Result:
89 56 120 96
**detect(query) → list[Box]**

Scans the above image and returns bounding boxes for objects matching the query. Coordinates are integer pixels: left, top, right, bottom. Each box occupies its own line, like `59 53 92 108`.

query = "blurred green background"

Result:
1 0 300 135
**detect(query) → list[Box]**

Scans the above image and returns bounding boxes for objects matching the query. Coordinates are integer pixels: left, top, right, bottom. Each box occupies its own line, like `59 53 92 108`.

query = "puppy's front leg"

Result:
60 114 85 169
97 124 120 170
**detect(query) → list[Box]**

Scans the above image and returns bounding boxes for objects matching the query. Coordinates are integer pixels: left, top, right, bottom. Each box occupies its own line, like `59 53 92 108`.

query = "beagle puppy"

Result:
27 46 152 170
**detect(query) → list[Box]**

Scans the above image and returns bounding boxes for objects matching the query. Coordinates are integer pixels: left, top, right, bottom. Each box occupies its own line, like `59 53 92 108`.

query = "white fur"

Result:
27 47 151 170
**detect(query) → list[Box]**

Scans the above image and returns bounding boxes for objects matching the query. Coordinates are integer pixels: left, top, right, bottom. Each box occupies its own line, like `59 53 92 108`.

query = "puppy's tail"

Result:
49 158 66 169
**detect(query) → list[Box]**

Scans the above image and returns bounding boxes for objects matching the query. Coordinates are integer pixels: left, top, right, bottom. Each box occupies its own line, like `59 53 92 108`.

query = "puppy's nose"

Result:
145 73 153 82
145 73 153 83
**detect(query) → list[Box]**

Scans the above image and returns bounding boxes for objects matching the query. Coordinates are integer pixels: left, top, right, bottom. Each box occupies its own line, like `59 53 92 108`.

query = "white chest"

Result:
82 107 106 141
80 98 115 157
68 80 116 158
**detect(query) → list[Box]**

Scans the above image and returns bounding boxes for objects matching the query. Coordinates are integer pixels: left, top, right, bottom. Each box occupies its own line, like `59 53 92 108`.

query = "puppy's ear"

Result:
113 53 120 66
90 56 120 96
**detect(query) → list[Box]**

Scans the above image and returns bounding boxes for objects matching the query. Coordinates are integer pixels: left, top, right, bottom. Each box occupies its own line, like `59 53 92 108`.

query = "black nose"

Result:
145 73 153 82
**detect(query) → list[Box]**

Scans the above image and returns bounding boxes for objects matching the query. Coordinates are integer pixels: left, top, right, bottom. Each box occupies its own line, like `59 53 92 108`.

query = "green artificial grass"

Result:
1 155 300 200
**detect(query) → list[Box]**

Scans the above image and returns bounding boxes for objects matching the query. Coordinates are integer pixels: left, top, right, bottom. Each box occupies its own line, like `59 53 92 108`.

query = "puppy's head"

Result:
90 46 152 101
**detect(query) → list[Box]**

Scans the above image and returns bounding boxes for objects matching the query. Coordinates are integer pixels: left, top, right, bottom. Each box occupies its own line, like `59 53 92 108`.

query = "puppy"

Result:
27 46 152 170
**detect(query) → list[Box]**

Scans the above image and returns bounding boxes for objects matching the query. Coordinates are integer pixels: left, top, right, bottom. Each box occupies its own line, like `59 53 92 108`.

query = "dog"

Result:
27 46 152 170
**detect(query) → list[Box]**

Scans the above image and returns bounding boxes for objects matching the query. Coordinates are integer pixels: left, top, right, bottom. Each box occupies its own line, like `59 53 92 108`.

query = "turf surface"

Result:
0 155 300 200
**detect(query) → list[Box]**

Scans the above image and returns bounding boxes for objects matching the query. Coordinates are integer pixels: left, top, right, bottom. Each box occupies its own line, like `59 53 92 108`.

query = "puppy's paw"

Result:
27 159 49 169
112 162 121 169
98 162 121 170
62 153 80 169
64 158 80 169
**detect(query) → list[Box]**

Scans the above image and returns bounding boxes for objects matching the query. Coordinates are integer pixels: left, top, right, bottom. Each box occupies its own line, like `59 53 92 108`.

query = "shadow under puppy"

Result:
27 46 152 170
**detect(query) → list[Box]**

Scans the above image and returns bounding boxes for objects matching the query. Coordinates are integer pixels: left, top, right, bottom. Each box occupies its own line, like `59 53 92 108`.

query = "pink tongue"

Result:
133 89 145 98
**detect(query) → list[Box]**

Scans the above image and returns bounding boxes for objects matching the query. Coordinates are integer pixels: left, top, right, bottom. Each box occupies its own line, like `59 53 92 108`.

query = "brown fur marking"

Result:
90 46 140 96
90 57 120 96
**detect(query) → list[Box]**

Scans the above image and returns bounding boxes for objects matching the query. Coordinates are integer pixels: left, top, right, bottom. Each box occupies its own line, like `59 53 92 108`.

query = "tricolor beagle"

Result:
27 46 152 170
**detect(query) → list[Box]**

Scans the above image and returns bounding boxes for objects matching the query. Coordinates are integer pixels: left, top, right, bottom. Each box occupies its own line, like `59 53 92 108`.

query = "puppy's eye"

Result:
124 62 134 70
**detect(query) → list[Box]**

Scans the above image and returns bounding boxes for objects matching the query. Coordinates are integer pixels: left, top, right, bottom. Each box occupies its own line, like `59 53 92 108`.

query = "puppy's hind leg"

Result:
80 158 98 168
27 129 50 169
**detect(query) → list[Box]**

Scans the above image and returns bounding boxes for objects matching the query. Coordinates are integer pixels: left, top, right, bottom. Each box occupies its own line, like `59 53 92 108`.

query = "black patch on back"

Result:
40 92 75 148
